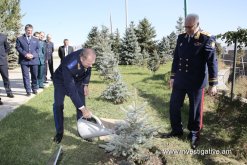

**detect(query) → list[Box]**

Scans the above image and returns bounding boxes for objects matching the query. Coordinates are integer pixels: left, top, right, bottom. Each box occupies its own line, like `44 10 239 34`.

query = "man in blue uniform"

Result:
165 14 218 149
53 48 96 144
44 34 54 82
16 24 39 96
0 33 14 98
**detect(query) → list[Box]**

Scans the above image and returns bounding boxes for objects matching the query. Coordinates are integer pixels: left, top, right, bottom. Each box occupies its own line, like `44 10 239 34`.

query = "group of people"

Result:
0 24 75 104
1 13 218 150
15 24 55 96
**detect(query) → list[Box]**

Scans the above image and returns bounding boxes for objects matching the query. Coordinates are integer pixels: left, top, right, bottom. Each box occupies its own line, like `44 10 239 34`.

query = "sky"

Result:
20 0 247 48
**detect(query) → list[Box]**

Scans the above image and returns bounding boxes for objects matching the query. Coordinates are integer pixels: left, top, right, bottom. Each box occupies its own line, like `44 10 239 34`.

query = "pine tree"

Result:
175 16 185 35
99 103 158 164
95 26 117 79
167 31 177 55
157 37 172 64
120 22 142 65
135 18 157 54
84 26 100 48
0 0 22 69
92 26 129 104
101 73 129 104
147 50 160 74
111 29 121 64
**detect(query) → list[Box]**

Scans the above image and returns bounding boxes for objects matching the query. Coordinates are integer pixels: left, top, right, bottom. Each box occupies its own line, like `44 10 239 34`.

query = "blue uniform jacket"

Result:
38 40 46 65
16 34 39 65
45 40 54 60
0 33 10 65
53 49 92 108
171 31 218 89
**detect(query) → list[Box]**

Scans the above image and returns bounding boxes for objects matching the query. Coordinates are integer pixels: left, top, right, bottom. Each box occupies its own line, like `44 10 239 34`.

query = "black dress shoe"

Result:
7 93 14 98
26 92 31 96
33 91 37 94
159 131 183 138
0 98 3 105
53 133 63 144
190 131 200 149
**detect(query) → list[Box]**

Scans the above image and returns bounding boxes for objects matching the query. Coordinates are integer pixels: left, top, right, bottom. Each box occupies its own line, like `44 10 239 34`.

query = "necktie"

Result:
188 36 191 43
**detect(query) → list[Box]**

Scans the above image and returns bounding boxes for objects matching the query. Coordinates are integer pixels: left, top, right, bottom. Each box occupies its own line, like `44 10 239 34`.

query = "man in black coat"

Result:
0 33 14 101
58 39 74 63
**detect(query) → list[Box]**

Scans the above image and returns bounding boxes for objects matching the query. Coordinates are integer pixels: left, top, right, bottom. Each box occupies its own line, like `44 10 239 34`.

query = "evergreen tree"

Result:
120 22 142 65
147 50 160 74
167 31 177 55
175 16 185 35
111 29 121 64
157 37 172 64
99 103 158 164
84 26 100 48
95 26 116 77
93 26 129 104
101 73 129 104
135 18 157 54
0 0 22 69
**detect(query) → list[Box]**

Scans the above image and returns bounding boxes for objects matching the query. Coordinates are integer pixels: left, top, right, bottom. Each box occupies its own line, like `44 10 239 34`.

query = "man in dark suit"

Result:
0 33 14 98
163 14 218 149
16 24 39 96
58 39 74 63
44 34 54 82
52 48 96 144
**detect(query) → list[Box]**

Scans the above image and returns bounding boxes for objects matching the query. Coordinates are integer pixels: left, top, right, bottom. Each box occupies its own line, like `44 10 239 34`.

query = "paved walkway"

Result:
0 52 60 120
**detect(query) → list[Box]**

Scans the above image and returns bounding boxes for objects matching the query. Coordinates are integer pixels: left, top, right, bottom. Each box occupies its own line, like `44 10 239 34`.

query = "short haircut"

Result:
186 13 199 23
63 39 69 42
80 48 96 59
25 24 33 30
33 31 40 37
47 34 52 38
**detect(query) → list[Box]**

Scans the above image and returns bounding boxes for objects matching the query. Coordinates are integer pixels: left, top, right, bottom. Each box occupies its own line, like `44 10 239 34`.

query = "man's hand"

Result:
25 53 33 60
208 85 217 96
84 85 89 96
169 79 174 89
79 106 92 118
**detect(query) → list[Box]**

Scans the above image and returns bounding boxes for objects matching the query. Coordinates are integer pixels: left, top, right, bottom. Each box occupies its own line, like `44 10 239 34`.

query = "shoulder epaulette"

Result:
200 31 211 37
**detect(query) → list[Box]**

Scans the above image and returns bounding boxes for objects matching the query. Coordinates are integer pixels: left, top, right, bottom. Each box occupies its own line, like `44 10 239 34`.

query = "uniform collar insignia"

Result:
194 31 200 40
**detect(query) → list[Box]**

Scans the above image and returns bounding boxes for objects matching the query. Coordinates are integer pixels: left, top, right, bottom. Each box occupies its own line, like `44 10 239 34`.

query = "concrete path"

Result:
0 52 60 120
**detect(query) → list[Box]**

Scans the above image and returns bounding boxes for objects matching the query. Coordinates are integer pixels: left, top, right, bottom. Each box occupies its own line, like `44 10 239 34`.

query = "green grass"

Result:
0 63 246 164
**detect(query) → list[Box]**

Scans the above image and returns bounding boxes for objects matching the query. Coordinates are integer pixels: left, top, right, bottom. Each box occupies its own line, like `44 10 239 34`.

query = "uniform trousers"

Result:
169 87 204 133
0 65 12 94
53 82 85 134
38 64 44 88
20 64 38 93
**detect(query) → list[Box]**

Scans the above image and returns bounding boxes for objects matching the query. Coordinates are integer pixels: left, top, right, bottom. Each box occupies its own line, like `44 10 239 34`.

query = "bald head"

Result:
80 48 96 68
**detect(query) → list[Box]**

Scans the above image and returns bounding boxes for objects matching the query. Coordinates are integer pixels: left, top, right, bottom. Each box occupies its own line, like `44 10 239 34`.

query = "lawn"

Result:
0 63 246 164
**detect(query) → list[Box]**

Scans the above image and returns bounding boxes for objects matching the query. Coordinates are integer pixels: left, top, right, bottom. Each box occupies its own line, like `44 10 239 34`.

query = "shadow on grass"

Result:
0 104 111 165
132 72 247 163
132 72 190 128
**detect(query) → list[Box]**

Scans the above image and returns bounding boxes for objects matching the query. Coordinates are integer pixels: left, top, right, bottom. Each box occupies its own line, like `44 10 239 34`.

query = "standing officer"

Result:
58 39 74 63
16 24 39 96
165 14 218 149
53 48 96 144
44 34 54 82
0 33 14 98
33 32 45 88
